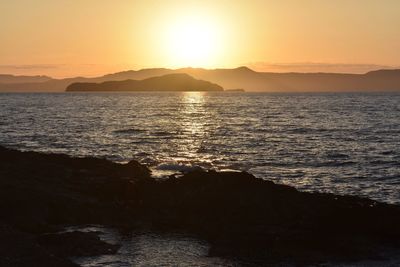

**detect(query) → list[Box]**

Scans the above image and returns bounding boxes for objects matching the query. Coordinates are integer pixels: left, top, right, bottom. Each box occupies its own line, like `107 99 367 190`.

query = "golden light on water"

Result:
178 92 208 158
181 92 206 134
182 91 206 104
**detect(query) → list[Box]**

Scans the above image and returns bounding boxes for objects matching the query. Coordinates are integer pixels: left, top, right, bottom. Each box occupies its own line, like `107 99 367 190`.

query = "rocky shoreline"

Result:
1 146 400 266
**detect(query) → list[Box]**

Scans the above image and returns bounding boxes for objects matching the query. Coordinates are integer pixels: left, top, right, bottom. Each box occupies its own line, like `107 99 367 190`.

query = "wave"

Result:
326 153 350 159
113 128 146 134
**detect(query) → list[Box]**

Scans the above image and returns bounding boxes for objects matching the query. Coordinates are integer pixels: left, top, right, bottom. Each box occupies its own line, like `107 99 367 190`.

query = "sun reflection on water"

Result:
175 92 213 166
180 92 206 132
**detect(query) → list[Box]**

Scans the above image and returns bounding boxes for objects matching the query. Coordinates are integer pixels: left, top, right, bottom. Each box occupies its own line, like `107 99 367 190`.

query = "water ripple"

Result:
0 92 399 204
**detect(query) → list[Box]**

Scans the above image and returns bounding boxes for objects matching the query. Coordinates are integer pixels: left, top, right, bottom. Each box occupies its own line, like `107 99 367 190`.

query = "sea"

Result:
1 92 400 266
0 92 399 204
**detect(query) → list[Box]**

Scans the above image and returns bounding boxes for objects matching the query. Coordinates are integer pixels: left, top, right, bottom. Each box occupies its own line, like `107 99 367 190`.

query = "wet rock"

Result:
0 222 78 267
37 231 120 257
132 170 400 262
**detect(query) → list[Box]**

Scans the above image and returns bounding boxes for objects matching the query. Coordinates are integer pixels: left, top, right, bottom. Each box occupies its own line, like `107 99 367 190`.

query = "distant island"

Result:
2 67 400 92
66 73 224 92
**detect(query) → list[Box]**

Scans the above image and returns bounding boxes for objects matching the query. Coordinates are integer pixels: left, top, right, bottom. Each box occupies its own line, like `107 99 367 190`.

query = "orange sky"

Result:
1 0 400 77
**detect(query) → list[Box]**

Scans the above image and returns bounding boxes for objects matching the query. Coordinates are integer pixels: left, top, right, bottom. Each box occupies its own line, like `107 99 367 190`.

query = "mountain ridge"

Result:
2 67 400 92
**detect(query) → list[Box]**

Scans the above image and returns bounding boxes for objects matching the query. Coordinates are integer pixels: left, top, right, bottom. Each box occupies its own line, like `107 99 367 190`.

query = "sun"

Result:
163 15 221 68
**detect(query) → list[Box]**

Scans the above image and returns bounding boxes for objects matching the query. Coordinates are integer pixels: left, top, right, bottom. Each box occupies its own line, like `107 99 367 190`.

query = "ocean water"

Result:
0 92 399 204
69 226 243 267
69 225 400 267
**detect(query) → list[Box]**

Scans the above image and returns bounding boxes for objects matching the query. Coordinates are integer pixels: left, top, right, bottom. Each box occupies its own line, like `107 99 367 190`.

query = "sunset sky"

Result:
1 0 400 77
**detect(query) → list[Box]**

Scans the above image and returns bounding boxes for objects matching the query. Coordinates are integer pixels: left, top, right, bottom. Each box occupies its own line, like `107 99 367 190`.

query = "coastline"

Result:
1 146 400 266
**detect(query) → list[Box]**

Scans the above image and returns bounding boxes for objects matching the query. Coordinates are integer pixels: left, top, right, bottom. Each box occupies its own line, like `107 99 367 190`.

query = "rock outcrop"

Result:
0 146 399 265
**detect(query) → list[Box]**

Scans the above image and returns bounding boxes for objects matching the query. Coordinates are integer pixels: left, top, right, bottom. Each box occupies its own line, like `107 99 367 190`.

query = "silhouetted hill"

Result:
2 67 400 92
66 73 224 92
101 68 174 81
180 67 400 92
83 67 400 92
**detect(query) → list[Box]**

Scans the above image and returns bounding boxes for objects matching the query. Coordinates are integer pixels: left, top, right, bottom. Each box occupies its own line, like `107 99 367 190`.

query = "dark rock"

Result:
1 145 400 264
131 170 400 262
0 145 150 231
122 160 151 178
37 231 120 257
0 222 79 267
